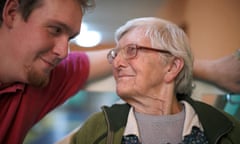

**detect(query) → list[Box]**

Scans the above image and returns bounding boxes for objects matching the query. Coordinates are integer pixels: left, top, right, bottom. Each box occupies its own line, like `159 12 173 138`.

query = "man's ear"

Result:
165 57 184 83
2 0 20 28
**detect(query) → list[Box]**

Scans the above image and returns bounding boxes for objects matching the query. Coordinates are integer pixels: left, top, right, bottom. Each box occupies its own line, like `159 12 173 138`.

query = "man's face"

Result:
7 0 83 87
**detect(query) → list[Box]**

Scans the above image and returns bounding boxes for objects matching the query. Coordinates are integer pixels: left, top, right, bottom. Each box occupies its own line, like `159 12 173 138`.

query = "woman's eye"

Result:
126 46 136 55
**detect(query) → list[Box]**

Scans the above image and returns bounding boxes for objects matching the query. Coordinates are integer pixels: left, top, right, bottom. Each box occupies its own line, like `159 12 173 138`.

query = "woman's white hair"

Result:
115 17 194 98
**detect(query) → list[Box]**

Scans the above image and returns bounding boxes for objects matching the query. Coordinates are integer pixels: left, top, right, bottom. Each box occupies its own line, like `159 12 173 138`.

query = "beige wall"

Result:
186 0 240 59
73 0 240 59
159 0 240 59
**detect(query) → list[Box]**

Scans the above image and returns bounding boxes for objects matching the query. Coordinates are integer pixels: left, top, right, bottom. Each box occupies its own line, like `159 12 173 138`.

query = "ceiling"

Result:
80 0 164 45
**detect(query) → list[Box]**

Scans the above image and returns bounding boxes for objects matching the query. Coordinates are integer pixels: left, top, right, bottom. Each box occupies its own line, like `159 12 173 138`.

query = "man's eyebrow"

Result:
52 20 80 38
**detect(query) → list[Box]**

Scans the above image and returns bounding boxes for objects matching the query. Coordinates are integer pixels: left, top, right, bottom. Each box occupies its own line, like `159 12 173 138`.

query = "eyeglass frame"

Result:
107 44 172 64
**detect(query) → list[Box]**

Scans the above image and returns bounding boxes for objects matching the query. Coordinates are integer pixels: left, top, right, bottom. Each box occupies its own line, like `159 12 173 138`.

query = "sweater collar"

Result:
123 101 204 140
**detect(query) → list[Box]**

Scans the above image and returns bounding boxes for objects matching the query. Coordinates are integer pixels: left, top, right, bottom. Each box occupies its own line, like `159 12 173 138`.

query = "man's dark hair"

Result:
0 0 7 25
0 0 95 26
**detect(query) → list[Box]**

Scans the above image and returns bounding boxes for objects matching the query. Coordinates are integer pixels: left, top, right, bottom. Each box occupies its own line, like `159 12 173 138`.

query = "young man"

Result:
0 0 111 143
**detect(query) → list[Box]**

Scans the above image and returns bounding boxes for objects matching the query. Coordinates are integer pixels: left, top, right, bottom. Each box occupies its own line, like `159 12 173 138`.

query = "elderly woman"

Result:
70 17 240 144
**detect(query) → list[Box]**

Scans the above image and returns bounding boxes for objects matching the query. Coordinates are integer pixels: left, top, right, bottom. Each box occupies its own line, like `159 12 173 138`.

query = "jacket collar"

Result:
185 97 233 144
103 98 233 144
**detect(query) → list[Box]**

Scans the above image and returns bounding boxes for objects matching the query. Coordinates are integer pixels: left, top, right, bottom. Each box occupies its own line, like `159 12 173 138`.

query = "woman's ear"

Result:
165 57 184 83
2 0 20 28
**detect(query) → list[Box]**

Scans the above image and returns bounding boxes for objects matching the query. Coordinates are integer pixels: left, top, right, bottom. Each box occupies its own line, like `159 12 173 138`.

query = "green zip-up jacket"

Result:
70 98 240 144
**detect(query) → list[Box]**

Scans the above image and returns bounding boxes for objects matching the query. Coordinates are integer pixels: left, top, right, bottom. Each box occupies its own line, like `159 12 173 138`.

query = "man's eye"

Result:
48 26 62 35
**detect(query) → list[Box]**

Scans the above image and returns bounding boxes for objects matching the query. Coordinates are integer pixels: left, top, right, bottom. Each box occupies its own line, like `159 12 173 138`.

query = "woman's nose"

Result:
112 52 127 68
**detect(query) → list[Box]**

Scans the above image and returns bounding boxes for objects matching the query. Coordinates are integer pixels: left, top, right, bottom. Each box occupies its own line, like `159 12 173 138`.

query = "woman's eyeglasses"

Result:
107 44 172 64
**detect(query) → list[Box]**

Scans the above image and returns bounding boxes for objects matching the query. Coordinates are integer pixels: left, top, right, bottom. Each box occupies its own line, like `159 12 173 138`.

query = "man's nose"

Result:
53 37 69 59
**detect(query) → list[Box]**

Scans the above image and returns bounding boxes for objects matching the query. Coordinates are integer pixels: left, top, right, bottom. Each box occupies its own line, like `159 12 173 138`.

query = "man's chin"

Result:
30 77 49 88
28 73 50 88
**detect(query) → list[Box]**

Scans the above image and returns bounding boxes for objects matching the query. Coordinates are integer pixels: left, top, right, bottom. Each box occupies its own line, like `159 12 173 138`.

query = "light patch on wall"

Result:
72 23 102 47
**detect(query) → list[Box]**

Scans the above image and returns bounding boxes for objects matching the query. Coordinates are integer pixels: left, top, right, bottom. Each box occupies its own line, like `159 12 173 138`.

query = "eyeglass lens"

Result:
107 45 138 64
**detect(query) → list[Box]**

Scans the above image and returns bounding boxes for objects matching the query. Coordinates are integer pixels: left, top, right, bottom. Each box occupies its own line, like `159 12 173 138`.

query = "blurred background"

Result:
23 0 240 143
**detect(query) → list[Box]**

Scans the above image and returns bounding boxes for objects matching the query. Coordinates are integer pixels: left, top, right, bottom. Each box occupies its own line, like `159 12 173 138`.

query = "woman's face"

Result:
112 28 170 101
